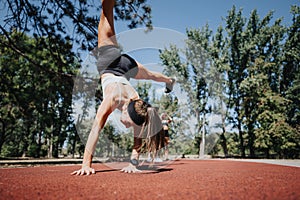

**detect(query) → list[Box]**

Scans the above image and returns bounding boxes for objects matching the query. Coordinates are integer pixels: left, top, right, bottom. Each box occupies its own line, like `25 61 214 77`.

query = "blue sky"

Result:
1 0 298 68
116 0 298 34
112 0 299 65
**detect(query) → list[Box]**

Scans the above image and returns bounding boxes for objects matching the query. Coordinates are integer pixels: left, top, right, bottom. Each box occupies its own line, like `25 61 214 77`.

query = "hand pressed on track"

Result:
71 166 95 176
121 163 141 173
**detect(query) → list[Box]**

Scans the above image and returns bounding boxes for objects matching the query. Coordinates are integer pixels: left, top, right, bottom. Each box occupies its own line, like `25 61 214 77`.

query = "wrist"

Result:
130 149 139 160
82 160 91 167
130 158 139 166
82 154 93 167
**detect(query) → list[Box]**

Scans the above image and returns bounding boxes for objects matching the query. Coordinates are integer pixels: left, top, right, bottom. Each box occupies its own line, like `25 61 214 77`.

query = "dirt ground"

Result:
0 159 299 200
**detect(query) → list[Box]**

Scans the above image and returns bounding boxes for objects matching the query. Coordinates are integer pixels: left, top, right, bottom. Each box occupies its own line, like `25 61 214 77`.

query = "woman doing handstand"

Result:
72 0 175 175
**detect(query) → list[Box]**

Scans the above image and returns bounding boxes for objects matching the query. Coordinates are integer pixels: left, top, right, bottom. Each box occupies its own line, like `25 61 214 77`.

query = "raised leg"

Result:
98 0 117 47
135 62 172 83
135 62 176 93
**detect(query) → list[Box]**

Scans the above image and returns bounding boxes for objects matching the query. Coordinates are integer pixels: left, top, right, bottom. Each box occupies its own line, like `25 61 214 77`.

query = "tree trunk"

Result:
0 120 5 155
199 115 206 159
219 132 228 157
220 110 228 157
248 129 255 158
71 133 76 158
37 129 42 158
265 148 270 159
47 125 53 158
236 106 245 158
238 121 245 158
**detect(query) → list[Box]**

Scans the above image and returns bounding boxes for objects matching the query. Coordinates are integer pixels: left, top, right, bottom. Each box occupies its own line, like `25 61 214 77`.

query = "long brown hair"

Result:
130 99 165 153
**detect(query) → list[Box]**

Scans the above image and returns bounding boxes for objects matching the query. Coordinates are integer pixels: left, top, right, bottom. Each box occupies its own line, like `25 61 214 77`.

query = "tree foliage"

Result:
0 0 152 67
159 5 300 158
0 31 79 157
0 0 152 158
1 1 299 159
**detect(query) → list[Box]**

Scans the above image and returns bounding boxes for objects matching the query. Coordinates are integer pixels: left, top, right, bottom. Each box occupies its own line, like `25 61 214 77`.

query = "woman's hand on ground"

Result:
71 166 95 176
120 163 141 173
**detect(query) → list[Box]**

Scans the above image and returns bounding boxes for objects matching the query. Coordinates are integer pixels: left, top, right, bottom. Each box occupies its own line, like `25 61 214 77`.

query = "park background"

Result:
0 0 299 161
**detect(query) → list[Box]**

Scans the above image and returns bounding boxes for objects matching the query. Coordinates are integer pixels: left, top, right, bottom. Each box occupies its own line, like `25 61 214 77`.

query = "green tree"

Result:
158 5 300 159
1 0 153 158
136 81 152 102
224 6 287 157
0 31 79 157
1 0 152 52
224 6 247 157
252 61 298 158
283 5 300 141
210 25 230 157
160 26 214 157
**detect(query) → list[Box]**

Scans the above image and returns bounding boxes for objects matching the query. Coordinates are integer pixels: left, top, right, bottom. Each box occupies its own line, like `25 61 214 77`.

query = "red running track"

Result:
0 159 299 200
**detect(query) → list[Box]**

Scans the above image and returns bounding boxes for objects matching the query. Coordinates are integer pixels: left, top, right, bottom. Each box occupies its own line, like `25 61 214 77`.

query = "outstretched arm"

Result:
71 95 116 175
121 126 143 173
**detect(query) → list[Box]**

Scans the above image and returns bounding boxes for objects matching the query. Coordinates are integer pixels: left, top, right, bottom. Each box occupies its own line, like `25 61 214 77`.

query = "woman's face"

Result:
120 103 135 128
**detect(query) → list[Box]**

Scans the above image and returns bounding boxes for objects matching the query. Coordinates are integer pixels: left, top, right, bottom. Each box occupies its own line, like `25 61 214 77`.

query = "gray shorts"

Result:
93 45 138 80
93 45 121 69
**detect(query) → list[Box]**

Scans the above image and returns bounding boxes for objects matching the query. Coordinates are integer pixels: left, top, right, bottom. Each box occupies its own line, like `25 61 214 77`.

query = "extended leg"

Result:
135 62 176 93
98 0 117 47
